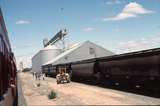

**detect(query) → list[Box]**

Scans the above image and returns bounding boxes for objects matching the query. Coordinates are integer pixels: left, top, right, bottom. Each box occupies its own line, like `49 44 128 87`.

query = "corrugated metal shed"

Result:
43 41 114 66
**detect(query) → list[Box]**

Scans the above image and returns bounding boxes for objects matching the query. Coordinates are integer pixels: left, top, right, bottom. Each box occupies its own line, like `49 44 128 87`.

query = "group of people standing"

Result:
32 72 45 80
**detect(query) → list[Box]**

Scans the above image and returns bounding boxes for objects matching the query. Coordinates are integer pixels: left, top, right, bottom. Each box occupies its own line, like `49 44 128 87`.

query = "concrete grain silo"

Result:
32 45 61 73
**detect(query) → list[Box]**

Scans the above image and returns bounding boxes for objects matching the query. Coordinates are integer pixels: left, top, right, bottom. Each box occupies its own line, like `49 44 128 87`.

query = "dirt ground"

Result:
19 72 160 105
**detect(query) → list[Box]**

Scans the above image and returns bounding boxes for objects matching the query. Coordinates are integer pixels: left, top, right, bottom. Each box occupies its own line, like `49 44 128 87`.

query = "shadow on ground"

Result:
71 77 160 98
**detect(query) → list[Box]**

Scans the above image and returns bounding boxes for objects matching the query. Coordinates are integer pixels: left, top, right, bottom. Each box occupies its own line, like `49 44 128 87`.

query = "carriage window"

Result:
0 36 2 52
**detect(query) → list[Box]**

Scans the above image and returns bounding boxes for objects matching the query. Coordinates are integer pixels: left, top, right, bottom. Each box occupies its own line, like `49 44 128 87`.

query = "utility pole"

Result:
19 61 23 72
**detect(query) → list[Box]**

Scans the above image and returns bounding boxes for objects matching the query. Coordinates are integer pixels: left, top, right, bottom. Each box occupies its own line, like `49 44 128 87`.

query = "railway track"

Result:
71 76 160 98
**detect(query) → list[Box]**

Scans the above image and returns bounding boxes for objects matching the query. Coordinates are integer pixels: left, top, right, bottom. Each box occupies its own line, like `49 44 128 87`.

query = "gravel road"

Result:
19 72 160 105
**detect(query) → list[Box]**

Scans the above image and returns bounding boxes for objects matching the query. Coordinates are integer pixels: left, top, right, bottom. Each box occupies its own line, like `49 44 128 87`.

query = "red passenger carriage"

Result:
0 8 17 106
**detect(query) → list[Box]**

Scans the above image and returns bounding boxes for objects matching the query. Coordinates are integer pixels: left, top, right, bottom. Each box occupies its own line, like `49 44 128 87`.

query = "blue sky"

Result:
0 0 160 68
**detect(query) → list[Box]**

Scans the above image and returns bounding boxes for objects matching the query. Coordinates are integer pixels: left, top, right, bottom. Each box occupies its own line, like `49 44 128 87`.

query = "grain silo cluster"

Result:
32 44 62 73
31 30 114 73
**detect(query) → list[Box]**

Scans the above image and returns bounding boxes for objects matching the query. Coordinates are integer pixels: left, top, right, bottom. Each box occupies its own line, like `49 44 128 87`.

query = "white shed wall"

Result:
41 49 61 64
52 41 114 65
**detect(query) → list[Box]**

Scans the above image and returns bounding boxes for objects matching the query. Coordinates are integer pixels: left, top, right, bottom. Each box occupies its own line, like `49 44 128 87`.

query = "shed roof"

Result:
43 42 82 65
43 41 114 66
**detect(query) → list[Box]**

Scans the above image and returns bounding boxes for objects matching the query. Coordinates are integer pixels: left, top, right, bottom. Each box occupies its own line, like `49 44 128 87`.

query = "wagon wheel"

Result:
95 72 105 84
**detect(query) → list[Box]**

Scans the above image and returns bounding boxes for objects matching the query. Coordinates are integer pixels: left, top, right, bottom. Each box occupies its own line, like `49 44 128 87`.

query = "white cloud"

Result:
16 20 31 25
104 12 136 21
83 27 95 32
103 2 153 21
115 35 160 54
105 0 121 5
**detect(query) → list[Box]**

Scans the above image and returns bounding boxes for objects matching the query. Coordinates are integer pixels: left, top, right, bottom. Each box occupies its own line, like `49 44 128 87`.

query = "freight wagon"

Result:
42 64 71 77
98 48 160 89
42 48 160 91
